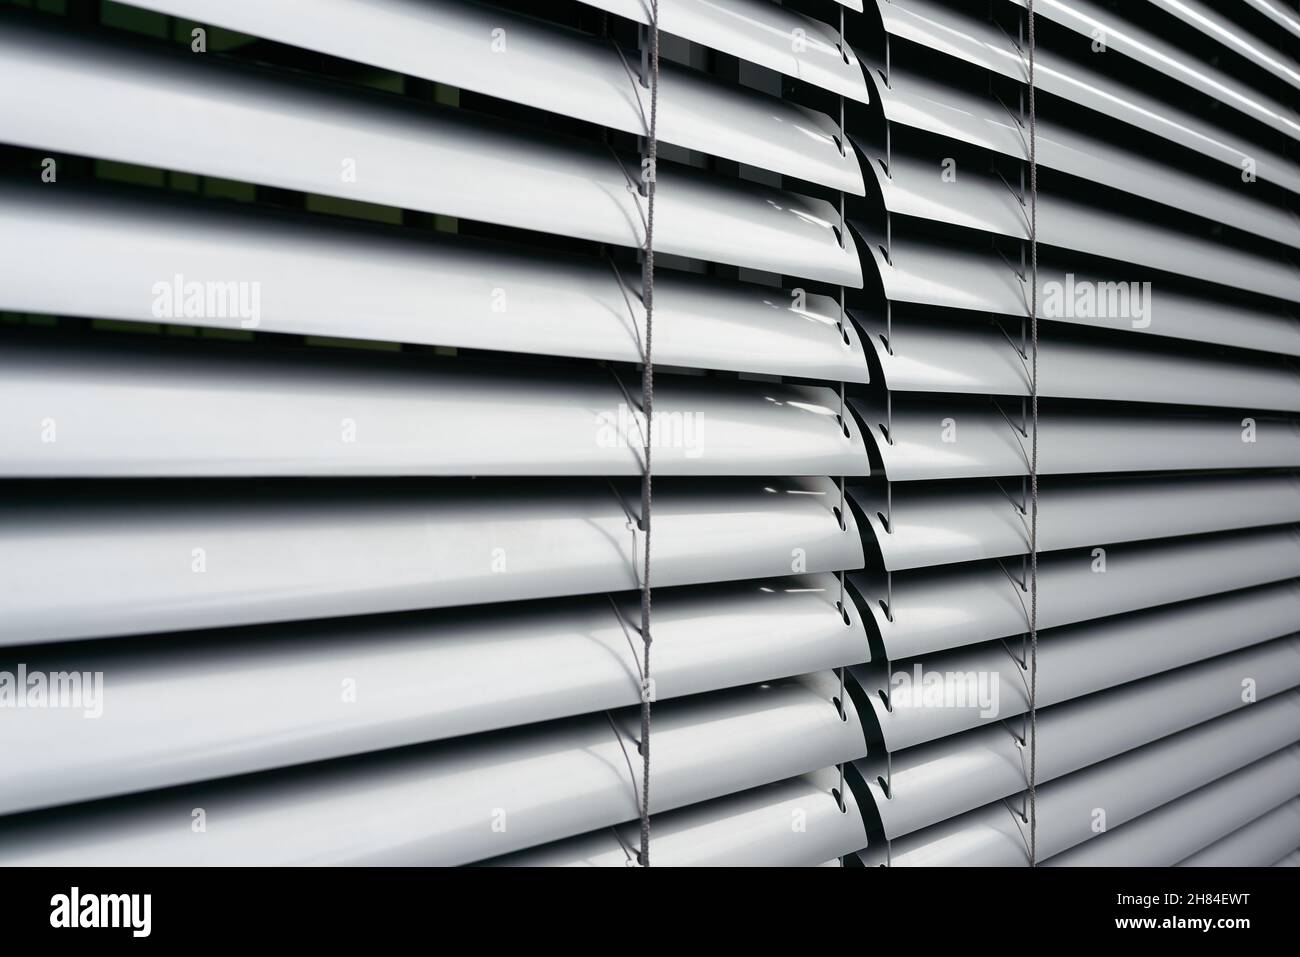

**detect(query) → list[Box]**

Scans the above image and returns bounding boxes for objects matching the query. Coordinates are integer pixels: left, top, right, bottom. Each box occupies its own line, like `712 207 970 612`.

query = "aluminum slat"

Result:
120 0 865 192
852 528 1300 660
1178 799 1300 867
867 0 1300 194
0 335 870 478
856 656 1300 839
853 395 1300 482
0 16 862 286
0 480 863 646
0 580 868 816
863 151 1300 303
1147 0 1300 91
1004 0 1300 138
574 0 870 103
864 583 1300 750
1045 746 1300 866
872 61 1300 248
852 474 1300 572
860 738 1300 866
0 679 864 866
854 228 1300 356
0 181 870 382
489 769 866 866
860 314 1300 410
1245 0 1300 41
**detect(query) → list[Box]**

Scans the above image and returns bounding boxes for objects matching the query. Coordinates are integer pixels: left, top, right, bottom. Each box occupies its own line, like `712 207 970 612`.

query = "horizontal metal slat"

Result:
0 17 861 286
1045 746 1300 867
0 181 869 382
868 0 1300 194
863 583 1300 750
0 335 870 478
852 528 1300 659
859 313 1300 410
863 151 1300 303
0 679 864 866
853 474 1300 571
0 580 866 816
859 731 1300 867
575 0 870 103
1245 0 1300 41
1146 0 1300 91
854 228 1300 356
119 0 864 193
1178 799 1300 867
853 395 1300 481
0 480 863 646
855 653 1300 839
871 62 1300 248
1004 0 1300 139
488 769 866 866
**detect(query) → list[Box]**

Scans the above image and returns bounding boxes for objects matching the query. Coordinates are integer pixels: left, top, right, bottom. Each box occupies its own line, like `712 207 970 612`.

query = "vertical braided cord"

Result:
637 0 659 867
1027 0 1040 868
835 2 849 815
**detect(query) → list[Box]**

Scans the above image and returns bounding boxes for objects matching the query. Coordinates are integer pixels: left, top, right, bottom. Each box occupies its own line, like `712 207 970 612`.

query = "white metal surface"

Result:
872 61 1300 247
1046 746 1300 867
867 0 1300 193
864 583 1300 749
852 474 1300 571
0 17 863 286
864 151 1300 302
859 657 1300 838
574 0 870 102
489 769 867 866
0 680 865 865
1146 0 1300 91
860 314 1300 410
854 396 1300 481
0 479 863 645
854 528 1300 659
0 181 870 382
855 229 1300 356
0 336 870 478
862 736 1300 867
0 583 869 817
1178 800 1300 867
123 0 866 192
1004 0 1300 139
